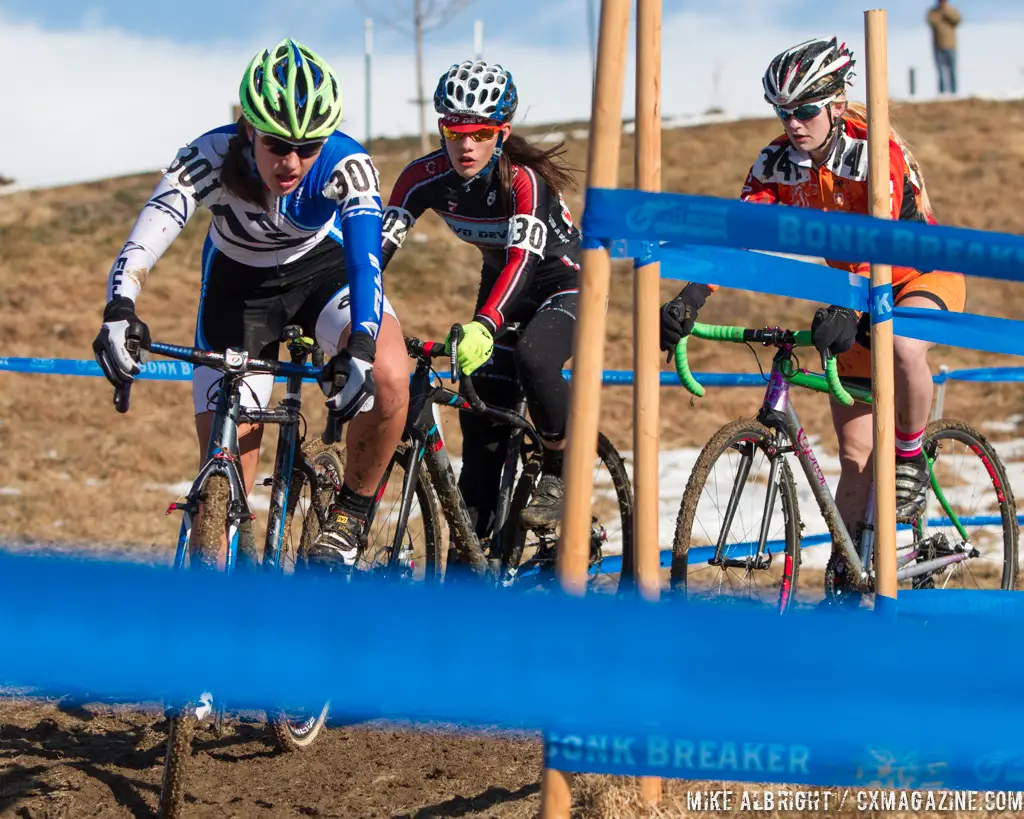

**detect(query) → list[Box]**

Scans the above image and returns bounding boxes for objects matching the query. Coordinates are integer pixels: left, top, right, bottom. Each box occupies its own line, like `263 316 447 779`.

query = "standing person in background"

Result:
928 0 962 95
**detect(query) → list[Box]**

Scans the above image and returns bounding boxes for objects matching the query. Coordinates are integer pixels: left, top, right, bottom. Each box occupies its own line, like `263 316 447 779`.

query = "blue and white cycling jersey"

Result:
106 125 384 340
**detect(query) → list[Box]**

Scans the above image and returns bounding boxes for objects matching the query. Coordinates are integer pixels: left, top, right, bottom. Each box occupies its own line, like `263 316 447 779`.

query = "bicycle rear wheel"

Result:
671 419 802 612
502 432 634 594
899 420 1019 591
159 473 229 818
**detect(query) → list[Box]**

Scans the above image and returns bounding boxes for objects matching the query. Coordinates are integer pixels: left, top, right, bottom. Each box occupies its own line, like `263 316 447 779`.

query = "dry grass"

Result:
1 97 1022 557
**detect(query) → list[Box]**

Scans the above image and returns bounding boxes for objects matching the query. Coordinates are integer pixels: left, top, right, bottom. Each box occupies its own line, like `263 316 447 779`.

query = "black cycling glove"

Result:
810 305 858 361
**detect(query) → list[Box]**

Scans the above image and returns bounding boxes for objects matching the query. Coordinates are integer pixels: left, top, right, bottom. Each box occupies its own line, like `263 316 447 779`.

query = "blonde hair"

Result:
841 100 933 218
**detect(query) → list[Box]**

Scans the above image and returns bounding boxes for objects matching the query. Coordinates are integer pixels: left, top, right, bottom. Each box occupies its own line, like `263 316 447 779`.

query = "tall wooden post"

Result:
539 0 631 815
634 0 663 805
865 9 898 606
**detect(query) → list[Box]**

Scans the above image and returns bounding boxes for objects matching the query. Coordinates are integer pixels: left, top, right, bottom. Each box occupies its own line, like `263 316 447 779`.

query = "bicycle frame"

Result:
380 341 540 580
750 347 979 591
136 342 322 575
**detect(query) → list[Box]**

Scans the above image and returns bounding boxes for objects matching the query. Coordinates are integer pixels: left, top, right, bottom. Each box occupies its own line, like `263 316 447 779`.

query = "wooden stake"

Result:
541 0 630 816
864 9 898 604
635 0 663 804
554 0 630 595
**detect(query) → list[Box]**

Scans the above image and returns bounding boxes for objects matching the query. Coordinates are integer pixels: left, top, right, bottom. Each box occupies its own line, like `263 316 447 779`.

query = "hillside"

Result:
1 97 1022 551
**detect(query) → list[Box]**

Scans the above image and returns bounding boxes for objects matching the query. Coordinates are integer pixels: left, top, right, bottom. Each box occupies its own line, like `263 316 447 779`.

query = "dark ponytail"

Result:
497 134 578 210
220 117 267 207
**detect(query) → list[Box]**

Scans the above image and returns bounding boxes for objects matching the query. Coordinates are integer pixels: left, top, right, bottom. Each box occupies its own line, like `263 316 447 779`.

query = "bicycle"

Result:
351 324 636 591
111 325 344 818
668 322 1019 612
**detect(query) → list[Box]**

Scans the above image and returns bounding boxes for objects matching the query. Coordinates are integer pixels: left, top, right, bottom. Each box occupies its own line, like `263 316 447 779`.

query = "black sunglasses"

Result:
259 134 325 159
774 100 832 122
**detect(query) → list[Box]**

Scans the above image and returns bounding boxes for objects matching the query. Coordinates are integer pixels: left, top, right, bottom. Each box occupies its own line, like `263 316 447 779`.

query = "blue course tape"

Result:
583 188 1024 283
4 552 1024 791
0 357 769 388
869 282 894 324
894 308 1024 358
658 244 870 311
597 514 1024 576
651 245 1022 359
0 357 196 381
3 357 1022 388
939 367 1024 384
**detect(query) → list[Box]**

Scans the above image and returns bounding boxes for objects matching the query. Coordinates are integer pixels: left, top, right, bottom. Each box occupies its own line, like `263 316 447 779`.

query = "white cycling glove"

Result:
92 297 150 386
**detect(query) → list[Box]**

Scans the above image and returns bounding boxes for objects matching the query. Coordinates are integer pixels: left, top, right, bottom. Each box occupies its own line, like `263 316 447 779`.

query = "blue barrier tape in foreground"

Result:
3 357 1022 388
4 553 1024 790
584 188 1024 284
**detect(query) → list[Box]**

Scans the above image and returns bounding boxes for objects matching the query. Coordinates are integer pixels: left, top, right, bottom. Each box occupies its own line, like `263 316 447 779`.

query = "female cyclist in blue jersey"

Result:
381 60 581 542
92 39 409 569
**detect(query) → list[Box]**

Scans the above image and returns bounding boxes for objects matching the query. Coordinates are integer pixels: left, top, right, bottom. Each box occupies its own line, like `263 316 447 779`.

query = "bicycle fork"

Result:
170 386 251 572
378 435 428 576
712 441 781 573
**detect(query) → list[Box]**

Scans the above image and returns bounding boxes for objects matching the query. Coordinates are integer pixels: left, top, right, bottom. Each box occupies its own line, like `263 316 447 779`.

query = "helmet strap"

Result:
808 106 841 158
459 130 506 194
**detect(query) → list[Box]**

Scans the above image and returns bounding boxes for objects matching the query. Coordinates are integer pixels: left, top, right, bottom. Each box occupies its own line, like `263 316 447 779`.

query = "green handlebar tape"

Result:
673 336 705 397
675 323 748 397
692 322 746 342
825 357 854 406
793 330 813 347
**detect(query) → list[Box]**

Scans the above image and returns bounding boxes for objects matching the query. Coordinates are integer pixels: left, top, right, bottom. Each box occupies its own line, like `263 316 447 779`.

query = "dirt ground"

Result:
3 697 1019 819
2 98 1023 817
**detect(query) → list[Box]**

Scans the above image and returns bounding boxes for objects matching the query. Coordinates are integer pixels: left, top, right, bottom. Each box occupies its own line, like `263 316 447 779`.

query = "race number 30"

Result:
507 214 546 255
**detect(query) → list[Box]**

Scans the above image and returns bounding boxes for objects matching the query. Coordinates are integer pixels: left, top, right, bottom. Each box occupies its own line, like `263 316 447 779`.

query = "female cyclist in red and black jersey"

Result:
381 60 581 539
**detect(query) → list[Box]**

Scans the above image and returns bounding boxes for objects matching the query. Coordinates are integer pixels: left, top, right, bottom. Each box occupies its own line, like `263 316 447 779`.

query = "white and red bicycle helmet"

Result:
762 37 856 107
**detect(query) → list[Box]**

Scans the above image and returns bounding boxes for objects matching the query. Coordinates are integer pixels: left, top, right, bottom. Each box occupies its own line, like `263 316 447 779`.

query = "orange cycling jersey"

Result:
739 116 930 285
673 116 966 380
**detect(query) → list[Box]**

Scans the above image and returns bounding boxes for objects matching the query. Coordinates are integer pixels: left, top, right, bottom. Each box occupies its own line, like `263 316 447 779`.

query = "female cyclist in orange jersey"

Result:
659 37 966 598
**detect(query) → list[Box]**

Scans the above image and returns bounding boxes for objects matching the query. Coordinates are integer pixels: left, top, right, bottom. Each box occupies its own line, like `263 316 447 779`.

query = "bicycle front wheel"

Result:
159 473 230 817
671 418 802 612
362 443 442 582
900 420 1019 591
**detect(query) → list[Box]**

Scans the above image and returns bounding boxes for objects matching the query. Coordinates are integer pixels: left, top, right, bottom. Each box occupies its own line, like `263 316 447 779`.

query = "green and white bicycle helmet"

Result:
239 39 343 140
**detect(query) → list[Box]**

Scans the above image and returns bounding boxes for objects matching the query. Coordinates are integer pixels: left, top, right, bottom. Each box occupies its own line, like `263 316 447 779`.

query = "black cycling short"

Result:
191 236 397 414
195 236 349 360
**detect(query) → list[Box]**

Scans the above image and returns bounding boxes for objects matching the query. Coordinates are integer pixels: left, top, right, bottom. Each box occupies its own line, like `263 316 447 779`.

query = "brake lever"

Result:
322 411 344 446
448 323 463 384
113 324 147 414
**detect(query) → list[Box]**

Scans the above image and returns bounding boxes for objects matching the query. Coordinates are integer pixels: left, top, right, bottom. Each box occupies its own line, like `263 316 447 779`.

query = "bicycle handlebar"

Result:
111 337 326 415
673 321 854 407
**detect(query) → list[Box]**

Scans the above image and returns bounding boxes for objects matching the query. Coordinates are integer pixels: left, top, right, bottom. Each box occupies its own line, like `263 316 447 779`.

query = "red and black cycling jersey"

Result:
381 149 580 334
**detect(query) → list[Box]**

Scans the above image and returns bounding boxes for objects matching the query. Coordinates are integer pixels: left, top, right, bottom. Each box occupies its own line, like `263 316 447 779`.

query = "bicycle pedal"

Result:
261 477 274 487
